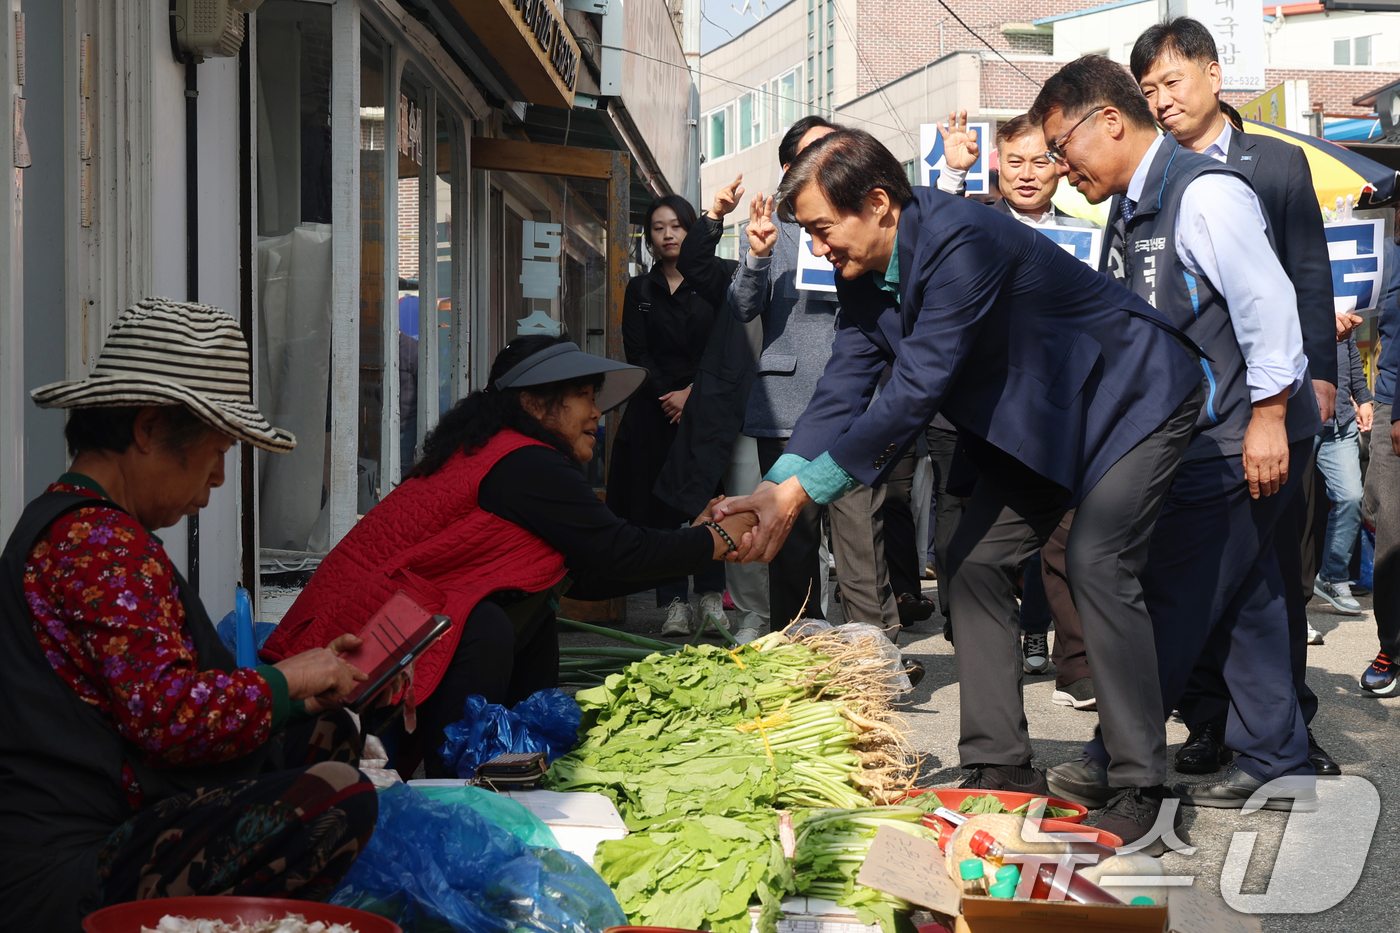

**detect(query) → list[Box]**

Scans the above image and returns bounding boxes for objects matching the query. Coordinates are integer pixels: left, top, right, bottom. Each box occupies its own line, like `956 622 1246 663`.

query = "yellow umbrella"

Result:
1243 119 1398 210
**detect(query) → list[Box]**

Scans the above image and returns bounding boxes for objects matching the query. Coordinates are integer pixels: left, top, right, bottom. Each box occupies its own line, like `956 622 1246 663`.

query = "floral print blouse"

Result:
24 478 279 809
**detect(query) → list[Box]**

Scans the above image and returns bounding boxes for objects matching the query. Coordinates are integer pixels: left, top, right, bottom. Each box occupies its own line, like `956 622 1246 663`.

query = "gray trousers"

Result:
830 482 900 629
948 387 1202 786
1364 402 1400 658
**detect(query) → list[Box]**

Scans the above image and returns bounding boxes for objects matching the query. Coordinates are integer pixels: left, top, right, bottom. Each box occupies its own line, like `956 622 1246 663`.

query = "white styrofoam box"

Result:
748 898 885 933
406 782 629 865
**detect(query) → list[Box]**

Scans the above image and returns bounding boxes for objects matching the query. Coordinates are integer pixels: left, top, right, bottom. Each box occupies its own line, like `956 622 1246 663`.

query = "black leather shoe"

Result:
1046 755 1115 809
904 658 926 689
1174 721 1233 774
1307 728 1340 776
1172 765 1317 811
958 763 1050 795
898 592 936 624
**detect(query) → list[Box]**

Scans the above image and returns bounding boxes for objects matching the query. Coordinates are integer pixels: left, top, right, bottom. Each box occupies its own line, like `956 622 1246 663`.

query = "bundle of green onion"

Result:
793 807 938 933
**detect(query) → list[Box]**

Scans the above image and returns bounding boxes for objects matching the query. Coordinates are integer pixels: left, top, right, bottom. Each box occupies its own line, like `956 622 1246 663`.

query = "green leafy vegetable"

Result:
955 794 1079 819
793 807 935 933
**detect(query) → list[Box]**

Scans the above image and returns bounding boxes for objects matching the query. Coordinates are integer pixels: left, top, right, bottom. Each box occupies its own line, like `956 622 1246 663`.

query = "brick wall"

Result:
980 56 1397 119
1223 69 1400 118
853 0 1079 94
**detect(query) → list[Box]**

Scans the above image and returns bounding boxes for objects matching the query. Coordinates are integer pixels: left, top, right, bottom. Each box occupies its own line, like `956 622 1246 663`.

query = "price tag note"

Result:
856 825 962 917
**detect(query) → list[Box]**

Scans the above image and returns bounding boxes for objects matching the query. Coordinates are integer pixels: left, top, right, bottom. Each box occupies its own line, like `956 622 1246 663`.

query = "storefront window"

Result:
255 0 334 553
436 110 456 417
397 71 426 476
359 28 387 511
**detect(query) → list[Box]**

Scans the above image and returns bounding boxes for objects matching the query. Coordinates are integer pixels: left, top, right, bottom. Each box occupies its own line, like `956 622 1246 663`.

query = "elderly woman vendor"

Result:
0 300 379 931
264 334 758 776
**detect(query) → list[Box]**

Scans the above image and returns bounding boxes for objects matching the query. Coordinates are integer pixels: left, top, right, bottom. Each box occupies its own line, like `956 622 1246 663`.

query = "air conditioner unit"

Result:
173 0 266 62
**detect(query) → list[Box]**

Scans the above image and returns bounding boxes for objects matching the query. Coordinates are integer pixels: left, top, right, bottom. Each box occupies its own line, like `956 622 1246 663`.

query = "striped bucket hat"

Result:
31 297 296 452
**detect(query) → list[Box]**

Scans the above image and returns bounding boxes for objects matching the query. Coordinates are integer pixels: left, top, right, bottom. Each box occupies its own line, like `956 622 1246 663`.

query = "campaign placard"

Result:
919 122 990 193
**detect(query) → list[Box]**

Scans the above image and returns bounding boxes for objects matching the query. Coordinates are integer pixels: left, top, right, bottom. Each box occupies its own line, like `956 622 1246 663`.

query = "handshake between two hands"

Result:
693 477 814 564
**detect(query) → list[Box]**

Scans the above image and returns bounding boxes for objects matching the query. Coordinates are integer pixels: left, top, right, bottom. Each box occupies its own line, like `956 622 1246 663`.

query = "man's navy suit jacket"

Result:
784 186 1204 502
1226 126 1336 386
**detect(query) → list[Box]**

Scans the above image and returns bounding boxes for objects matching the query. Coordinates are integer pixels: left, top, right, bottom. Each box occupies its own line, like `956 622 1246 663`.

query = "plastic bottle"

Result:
988 879 1017 898
959 859 990 895
967 830 1119 905
995 865 1021 888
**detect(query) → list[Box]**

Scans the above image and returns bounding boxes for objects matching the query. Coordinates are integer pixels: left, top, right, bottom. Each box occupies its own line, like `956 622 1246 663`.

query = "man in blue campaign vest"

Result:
1131 18 1343 780
1031 56 1322 814
714 127 1206 849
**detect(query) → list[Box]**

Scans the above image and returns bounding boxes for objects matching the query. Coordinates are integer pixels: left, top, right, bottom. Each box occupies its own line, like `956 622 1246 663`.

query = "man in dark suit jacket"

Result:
715 128 1205 847
1129 17 1343 778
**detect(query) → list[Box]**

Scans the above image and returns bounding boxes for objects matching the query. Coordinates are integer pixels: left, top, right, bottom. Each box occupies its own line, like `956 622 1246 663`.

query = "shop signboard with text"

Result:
1184 0 1264 92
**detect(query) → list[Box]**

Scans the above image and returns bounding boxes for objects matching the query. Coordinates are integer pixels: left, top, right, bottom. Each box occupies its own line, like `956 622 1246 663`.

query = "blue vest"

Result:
1109 136 1320 460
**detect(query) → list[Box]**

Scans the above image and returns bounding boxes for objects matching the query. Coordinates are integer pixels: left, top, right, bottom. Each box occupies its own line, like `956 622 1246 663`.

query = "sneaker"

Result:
660 597 693 636
697 591 728 633
1051 676 1096 710
958 763 1050 795
1306 623 1325 646
1314 575 1363 615
1022 632 1051 675
1092 786 1181 855
734 626 762 645
1360 651 1397 696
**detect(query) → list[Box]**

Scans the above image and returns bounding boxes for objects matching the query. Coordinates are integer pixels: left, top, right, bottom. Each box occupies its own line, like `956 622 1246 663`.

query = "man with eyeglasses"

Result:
714 126 1207 850
1029 55 1321 819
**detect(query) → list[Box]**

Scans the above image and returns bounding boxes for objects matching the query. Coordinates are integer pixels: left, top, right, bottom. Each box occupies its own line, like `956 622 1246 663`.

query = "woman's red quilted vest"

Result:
260 429 568 700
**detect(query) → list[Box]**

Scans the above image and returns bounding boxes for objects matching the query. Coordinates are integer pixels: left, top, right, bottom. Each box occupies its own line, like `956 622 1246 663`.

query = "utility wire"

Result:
828 0 915 145
932 0 1042 88
601 44 924 139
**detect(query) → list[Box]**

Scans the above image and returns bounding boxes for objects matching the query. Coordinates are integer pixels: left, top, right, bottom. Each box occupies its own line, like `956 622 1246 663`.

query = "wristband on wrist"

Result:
702 519 738 554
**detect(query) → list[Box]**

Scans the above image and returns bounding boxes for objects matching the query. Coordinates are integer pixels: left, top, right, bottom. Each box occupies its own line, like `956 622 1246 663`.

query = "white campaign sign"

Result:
919 122 990 193
1036 223 1103 268
1185 0 1265 92
796 229 838 292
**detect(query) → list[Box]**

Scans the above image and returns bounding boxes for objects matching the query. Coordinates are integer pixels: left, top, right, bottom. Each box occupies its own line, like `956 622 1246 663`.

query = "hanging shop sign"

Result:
451 0 580 109
1184 0 1264 92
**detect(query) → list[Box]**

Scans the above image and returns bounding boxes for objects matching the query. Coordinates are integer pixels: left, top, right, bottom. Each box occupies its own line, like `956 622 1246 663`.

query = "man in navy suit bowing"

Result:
715 128 1204 847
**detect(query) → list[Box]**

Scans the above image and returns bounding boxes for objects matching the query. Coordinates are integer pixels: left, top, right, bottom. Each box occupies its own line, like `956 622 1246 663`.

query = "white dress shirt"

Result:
1126 131 1307 401
936 165 1075 227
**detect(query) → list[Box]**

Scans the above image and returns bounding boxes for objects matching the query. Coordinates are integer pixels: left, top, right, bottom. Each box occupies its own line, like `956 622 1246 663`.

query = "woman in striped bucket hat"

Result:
0 298 381 929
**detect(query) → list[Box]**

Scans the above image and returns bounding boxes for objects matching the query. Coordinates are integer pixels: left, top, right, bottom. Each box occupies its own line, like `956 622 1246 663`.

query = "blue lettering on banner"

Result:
1325 217 1387 316
919 123 990 194
796 229 838 292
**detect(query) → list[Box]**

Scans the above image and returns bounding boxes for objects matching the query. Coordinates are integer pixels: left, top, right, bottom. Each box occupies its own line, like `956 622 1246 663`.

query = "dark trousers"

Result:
1177 447 1322 731
1365 403 1400 657
926 426 964 621
950 388 1200 786
1085 439 1315 782
881 450 921 598
1040 511 1091 688
757 437 827 627
655 561 728 607
418 599 561 778
98 711 376 905
1019 554 1051 636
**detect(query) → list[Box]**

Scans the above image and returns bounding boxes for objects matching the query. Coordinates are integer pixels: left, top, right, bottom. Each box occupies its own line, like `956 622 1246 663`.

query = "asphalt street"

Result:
584 576 1395 931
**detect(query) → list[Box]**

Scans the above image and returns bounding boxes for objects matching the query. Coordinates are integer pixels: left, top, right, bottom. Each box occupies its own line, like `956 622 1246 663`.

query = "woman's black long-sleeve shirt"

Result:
479 444 714 600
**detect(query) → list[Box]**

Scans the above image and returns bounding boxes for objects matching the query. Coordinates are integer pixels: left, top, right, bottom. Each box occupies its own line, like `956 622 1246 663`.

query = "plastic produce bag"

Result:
438 688 582 779
788 620 913 694
413 783 560 849
331 784 625 933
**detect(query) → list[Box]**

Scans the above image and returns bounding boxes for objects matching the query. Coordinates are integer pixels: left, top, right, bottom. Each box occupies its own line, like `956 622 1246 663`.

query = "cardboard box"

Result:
856 826 1261 933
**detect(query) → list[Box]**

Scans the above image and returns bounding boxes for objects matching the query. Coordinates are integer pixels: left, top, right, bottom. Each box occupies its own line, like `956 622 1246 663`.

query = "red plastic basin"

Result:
921 814 1124 852
83 897 402 933
898 787 1088 823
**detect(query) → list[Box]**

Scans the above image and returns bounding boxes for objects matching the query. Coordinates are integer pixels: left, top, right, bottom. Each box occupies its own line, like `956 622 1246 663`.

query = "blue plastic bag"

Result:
331 783 625 933
215 612 277 655
438 688 582 779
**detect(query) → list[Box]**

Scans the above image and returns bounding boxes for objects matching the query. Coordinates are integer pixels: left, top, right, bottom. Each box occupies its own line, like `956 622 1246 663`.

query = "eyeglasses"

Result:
1045 106 1105 164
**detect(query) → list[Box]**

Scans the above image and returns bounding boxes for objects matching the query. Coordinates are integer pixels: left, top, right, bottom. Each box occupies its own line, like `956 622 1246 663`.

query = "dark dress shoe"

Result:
1046 755 1115 808
958 763 1050 795
1307 728 1340 776
1172 765 1317 811
1094 786 1185 856
897 592 936 624
904 658 926 689
1174 721 1233 774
